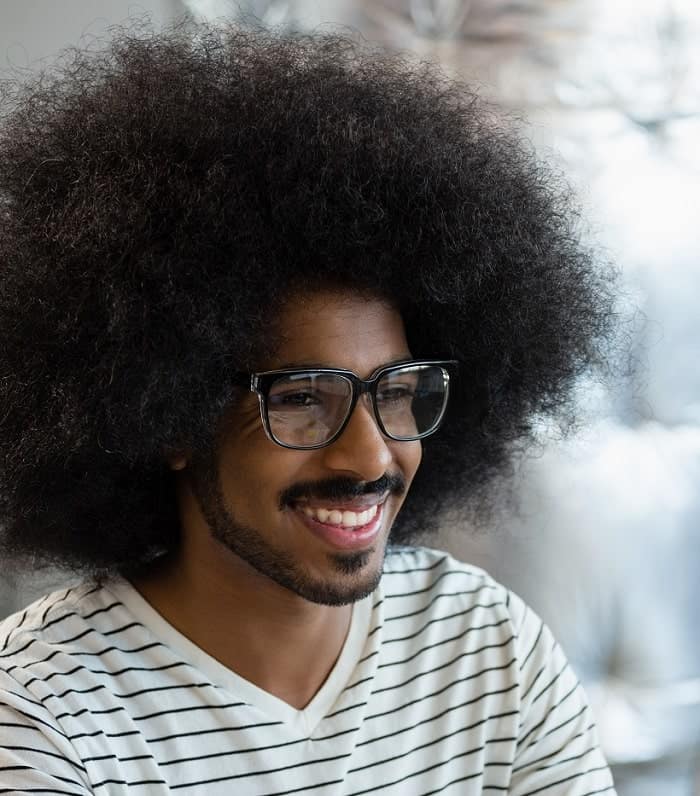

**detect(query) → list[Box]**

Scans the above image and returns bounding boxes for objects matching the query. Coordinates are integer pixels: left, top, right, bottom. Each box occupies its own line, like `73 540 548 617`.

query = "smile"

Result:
291 497 387 551
300 504 378 528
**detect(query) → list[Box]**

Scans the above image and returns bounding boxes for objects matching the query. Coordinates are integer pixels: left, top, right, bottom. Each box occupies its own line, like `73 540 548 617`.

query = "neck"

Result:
130 540 353 710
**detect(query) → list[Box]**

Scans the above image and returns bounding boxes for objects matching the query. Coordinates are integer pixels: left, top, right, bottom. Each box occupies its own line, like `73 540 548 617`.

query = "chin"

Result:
285 548 385 606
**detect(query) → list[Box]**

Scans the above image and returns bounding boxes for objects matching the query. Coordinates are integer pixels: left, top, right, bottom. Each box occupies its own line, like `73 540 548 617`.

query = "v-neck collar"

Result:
107 577 374 736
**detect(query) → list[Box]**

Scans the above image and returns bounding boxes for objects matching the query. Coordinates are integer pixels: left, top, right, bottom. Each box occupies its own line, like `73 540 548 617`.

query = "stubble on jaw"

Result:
184 454 390 606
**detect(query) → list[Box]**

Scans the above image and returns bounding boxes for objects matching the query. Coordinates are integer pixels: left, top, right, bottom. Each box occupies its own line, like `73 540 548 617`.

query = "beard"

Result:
186 454 407 607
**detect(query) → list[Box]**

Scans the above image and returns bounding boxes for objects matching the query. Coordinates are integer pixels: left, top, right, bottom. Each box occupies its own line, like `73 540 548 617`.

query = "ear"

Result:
167 454 188 471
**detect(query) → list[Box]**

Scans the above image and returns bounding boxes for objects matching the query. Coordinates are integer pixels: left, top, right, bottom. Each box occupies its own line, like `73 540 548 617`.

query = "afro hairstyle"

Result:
0 22 618 577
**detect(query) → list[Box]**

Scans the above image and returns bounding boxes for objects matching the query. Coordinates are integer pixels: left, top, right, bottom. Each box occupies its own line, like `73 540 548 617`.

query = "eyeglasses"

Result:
240 359 456 450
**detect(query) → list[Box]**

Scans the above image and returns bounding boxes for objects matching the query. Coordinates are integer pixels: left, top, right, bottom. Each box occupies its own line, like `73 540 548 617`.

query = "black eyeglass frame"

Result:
241 359 458 450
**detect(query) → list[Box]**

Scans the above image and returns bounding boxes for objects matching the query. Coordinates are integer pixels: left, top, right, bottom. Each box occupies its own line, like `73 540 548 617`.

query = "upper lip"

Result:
292 493 389 512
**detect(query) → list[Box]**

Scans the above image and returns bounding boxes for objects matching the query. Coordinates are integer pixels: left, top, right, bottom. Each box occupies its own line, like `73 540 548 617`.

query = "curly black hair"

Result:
0 22 618 577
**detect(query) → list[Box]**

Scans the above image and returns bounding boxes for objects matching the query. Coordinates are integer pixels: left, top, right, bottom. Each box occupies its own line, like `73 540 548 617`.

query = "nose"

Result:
320 395 393 481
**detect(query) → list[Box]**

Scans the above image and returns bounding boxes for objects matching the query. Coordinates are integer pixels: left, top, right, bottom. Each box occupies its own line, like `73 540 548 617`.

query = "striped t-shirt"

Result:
0 547 615 794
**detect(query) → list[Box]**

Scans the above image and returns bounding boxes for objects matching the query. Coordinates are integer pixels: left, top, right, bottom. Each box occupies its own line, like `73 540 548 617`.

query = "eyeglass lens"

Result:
265 364 447 447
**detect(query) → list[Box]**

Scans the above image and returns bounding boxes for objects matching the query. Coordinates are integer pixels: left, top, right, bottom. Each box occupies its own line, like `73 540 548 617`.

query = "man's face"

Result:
188 291 422 605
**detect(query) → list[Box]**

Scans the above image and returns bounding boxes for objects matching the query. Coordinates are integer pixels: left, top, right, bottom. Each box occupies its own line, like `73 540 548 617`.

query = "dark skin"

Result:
133 292 422 709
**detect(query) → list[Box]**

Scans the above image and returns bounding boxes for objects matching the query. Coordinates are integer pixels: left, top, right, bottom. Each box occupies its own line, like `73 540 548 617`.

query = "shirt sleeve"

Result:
0 673 93 795
508 590 617 796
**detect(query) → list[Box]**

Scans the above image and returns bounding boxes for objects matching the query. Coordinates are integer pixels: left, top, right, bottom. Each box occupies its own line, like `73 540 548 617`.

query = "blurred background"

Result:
1 1 699 793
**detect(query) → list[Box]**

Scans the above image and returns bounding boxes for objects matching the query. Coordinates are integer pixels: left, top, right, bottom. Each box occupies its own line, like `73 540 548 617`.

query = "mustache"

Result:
279 472 406 509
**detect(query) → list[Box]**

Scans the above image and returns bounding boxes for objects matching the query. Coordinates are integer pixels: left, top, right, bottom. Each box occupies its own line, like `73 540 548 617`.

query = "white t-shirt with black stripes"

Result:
0 547 615 795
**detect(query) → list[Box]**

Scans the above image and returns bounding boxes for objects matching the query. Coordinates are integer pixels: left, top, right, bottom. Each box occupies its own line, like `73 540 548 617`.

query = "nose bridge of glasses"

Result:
354 373 385 423
341 386 389 450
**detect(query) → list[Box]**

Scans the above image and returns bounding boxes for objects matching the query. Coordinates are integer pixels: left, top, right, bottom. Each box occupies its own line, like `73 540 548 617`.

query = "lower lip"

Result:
294 504 385 551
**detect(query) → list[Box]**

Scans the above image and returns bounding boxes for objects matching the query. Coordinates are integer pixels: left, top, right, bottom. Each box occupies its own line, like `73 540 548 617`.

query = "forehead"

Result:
266 291 411 375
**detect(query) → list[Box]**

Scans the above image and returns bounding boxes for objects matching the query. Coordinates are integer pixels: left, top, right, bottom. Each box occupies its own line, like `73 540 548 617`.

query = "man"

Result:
0 22 618 794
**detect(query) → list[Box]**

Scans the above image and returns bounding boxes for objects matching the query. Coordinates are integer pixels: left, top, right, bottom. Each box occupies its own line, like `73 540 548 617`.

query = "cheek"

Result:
218 439 309 508
398 441 423 486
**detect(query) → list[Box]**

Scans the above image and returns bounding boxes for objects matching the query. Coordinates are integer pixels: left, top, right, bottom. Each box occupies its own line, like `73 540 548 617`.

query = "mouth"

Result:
290 495 388 551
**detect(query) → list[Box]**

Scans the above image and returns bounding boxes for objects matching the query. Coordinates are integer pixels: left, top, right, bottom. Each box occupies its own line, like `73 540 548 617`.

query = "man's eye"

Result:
269 391 319 408
377 386 414 405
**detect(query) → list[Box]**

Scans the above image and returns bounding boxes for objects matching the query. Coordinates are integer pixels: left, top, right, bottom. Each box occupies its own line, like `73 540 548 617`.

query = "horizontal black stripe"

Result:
3 600 122 654
359 706 518 751
157 735 308 767
1 609 28 652
343 672 374 693
378 632 514 676
144 719 285 744
374 654 517 699
534 743 599 772
366 622 382 640
38 589 71 627
148 749 353 788
519 684 582 749
384 604 507 645
531 659 567 705
384 615 510 650
67 730 140 744
419 770 505 795
0 721 44 732
42 588 77 624
81 751 154 764
354 605 509 675
49 620 145 648
383 554 449 574
346 745 509 796
518 764 611 796
366 683 519 725
3 640 166 673
519 616 544 671
55 705 126 721
206 775 345 795
140 725 358 768
1 705 69 741
327 644 518 720
47 698 248 724
512 723 595 773
73 642 162 658
90 776 167 789
322 698 368 720
0 765 85 789
0 787 86 795
521 663 546 702
0 598 94 659
81 601 122 621
0 636 38 660
524 705 590 752
386 595 504 624
350 727 515 775
1 688 46 712
0 745 87 773
46 680 216 706
385 570 497 600
18 660 189 690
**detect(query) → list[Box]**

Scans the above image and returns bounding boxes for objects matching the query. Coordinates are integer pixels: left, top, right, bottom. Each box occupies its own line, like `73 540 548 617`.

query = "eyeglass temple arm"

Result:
231 372 255 391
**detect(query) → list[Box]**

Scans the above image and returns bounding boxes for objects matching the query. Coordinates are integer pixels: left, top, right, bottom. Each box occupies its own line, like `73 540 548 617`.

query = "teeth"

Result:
300 503 379 527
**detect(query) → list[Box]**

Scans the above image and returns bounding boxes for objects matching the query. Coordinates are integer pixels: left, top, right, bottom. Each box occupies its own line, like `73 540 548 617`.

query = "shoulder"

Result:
381 546 550 659
382 545 508 609
0 580 124 680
